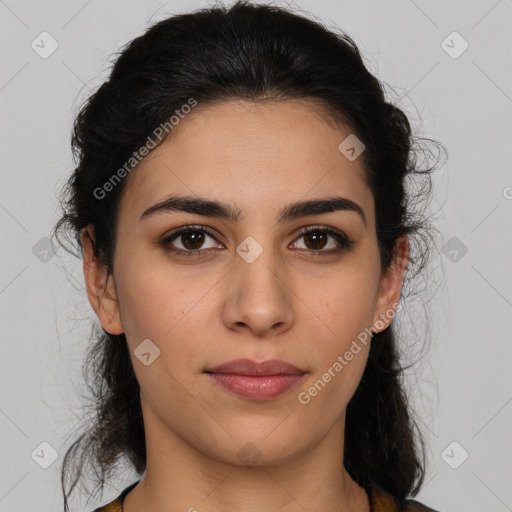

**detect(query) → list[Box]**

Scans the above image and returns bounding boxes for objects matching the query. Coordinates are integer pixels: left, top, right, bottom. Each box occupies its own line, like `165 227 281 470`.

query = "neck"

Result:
123 404 370 512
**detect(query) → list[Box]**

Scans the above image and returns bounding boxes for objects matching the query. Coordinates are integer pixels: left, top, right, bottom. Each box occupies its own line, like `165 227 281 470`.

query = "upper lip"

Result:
205 358 305 376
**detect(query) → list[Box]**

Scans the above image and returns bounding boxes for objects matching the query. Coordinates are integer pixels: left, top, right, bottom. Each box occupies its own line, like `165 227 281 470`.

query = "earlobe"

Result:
372 235 409 333
81 226 124 335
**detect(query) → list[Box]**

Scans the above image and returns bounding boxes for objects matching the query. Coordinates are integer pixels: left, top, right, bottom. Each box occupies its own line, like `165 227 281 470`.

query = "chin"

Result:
197 425 312 467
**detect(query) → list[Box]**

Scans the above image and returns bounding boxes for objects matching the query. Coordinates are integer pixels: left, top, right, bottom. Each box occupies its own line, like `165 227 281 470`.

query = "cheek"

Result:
295 342 370 442
303 265 379 344
117 271 206 414
116 258 213 343
115 260 219 401
298 279 374 418
296 265 377 406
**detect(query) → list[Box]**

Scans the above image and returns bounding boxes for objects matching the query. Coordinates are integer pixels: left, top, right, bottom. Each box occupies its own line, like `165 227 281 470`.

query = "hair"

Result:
51 1 445 510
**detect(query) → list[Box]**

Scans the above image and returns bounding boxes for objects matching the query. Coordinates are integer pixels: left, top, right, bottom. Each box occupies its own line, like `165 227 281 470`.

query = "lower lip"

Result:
206 373 305 401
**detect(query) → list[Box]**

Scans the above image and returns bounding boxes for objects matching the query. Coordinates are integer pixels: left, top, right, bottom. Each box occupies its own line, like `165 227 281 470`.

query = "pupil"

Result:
183 231 204 250
306 231 326 250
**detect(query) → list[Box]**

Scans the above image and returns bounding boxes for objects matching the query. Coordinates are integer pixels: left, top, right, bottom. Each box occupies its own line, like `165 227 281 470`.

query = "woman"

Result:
52 1 444 511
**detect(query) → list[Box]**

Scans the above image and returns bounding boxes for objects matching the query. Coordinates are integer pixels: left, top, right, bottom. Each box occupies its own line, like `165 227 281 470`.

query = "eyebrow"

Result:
139 194 366 226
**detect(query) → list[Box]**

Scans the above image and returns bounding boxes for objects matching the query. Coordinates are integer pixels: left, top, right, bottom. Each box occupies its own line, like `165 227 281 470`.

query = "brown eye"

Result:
179 230 206 250
302 230 328 250
161 225 353 258
291 227 354 255
162 226 221 256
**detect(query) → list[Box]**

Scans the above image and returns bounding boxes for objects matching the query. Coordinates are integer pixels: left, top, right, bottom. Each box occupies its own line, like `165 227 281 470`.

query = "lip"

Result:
206 358 305 375
204 358 306 401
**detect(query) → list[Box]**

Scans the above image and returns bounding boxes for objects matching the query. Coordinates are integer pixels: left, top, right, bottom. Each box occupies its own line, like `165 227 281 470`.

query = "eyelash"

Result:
161 225 354 258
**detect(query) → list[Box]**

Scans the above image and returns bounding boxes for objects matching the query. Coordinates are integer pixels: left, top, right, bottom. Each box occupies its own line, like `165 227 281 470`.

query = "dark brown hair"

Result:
51 1 444 510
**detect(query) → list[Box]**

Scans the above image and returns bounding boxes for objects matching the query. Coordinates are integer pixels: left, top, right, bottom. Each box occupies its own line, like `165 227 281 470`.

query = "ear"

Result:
81 225 124 335
371 235 409 333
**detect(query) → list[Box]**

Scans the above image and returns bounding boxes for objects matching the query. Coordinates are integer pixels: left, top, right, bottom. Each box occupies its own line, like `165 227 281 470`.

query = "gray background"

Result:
1 0 511 511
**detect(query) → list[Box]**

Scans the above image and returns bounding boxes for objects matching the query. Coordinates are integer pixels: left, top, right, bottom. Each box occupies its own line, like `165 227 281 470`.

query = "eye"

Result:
291 226 354 255
161 226 222 257
161 225 354 257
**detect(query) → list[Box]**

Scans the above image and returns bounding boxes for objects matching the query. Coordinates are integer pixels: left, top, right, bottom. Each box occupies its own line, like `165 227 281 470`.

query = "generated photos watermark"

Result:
297 301 401 404
93 97 198 200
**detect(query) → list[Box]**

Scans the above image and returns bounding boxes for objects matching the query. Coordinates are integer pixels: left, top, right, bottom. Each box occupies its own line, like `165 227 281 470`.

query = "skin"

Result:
81 99 408 512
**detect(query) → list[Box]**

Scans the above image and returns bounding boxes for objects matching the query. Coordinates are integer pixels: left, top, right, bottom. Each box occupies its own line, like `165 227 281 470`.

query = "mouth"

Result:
204 358 306 401
205 358 305 376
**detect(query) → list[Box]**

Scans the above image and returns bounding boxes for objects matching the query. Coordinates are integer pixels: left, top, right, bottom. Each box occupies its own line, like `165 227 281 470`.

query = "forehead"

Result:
117 99 373 225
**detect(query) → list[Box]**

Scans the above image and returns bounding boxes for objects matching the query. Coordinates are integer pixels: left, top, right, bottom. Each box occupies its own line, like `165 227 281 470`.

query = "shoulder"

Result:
371 485 441 512
402 498 440 512
92 480 140 512
91 498 122 512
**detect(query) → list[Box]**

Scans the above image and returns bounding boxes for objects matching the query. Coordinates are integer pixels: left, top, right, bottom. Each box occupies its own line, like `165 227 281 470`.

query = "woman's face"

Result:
83 99 406 466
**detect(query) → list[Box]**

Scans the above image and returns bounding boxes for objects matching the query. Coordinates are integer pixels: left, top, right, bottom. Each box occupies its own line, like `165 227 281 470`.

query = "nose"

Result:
222 242 295 337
